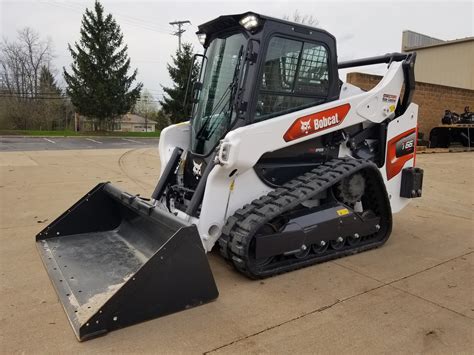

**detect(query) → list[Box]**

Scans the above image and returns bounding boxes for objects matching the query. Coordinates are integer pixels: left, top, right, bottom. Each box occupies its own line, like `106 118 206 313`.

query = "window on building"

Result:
255 37 329 121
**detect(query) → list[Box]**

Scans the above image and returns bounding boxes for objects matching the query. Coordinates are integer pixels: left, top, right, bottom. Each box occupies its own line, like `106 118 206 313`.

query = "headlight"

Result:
197 33 206 45
239 14 259 30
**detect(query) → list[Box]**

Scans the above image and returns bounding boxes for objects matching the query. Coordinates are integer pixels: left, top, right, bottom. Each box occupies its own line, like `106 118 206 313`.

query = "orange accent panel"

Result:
386 128 416 180
283 104 351 142
414 124 418 167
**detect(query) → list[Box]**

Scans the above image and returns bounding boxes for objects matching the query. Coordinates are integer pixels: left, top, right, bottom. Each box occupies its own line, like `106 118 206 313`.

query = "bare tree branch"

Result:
0 27 53 98
0 27 64 130
283 10 319 27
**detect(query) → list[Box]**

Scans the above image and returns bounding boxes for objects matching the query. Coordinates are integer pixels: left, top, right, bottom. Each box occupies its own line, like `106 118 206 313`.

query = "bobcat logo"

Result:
192 160 203 178
300 119 311 134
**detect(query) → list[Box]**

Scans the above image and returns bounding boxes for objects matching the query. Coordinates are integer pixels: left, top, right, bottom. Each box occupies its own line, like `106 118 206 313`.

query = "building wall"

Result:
347 72 474 138
402 30 444 51
132 124 155 132
119 123 155 132
408 40 474 90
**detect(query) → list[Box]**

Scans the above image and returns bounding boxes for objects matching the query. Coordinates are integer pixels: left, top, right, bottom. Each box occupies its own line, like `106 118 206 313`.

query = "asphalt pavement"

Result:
0 136 160 151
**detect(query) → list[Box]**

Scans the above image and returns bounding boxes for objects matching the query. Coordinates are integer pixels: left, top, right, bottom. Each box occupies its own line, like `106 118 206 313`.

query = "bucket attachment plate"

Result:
36 183 218 341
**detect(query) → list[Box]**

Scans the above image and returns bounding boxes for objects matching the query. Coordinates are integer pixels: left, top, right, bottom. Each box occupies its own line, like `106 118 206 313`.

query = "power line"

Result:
0 92 63 97
43 1 171 35
0 95 68 100
0 93 163 100
169 20 191 52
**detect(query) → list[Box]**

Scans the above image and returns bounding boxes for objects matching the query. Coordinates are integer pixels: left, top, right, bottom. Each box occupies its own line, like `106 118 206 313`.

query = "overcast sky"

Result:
1 0 473 101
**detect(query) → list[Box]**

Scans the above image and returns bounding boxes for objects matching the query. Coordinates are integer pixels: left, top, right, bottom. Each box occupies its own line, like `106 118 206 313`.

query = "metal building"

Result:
402 30 474 90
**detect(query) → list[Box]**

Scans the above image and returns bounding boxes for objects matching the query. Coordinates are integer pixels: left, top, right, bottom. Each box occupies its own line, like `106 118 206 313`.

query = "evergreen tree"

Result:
64 0 142 129
39 66 61 96
38 66 66 130
153 109 171 131
159 43 199 123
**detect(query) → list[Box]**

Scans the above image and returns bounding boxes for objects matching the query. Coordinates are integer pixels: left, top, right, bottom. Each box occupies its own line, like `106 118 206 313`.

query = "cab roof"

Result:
197 11 336 42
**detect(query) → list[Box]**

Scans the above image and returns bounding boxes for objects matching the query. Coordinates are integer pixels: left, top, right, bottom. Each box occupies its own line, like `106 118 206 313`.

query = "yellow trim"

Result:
336 208 350 216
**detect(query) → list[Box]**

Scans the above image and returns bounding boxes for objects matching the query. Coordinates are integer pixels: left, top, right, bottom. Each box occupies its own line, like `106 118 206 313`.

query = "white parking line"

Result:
86 138 103 144
43 138 56 144
122 138 143 144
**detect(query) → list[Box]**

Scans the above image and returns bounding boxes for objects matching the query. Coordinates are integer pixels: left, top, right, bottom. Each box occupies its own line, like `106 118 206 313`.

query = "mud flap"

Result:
36 183 218 341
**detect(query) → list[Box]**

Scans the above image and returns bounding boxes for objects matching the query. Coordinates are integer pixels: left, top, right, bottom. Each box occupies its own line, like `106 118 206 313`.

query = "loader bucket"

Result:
36 183 218 341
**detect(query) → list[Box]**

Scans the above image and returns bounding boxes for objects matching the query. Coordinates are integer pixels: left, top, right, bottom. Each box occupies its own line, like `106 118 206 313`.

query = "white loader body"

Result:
159 60 418 251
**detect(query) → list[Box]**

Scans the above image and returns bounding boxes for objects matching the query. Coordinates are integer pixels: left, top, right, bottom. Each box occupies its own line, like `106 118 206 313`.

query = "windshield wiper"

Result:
200 45 244 141
195 84 232 141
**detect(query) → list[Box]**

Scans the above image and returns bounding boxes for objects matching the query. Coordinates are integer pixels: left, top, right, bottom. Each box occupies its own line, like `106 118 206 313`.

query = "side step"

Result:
36 183 218 341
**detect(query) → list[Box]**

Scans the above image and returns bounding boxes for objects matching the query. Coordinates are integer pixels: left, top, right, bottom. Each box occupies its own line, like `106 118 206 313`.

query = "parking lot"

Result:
0 136 160 151
0 148 472 353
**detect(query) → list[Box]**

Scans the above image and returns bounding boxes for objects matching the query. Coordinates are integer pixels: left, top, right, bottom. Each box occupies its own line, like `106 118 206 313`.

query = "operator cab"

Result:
190 12 340 158
179 12 341 210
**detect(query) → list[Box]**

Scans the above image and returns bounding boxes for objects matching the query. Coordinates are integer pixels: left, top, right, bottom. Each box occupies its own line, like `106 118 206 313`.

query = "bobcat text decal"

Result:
283 103 351 142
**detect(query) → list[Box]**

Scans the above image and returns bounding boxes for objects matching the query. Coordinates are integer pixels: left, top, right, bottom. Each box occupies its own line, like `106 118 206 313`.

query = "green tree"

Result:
39 66 61 97
159 43 199 123
64 0 142 130
38 66 67 130
152 109 171 131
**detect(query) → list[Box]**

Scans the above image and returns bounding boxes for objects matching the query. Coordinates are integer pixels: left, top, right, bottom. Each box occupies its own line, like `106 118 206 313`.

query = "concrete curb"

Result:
417 147 472 154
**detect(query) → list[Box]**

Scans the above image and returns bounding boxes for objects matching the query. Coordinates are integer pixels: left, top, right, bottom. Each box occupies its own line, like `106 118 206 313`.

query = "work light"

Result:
239 14 259 30
197 33 206 45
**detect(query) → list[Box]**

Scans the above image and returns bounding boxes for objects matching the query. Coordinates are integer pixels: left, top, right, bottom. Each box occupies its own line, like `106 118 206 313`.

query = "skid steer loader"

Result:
37 12 424 341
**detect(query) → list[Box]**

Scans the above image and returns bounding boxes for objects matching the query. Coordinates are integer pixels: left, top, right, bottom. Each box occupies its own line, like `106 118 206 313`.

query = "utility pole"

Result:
169 20 191 52
144 93 149 133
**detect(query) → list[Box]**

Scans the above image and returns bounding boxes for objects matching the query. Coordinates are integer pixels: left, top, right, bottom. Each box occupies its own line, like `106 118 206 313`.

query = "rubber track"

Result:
219 158 392 279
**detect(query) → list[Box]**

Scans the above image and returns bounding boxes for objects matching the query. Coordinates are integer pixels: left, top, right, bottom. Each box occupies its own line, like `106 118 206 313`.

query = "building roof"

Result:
403 30 474 51
120 113 157 124
409 37 474 51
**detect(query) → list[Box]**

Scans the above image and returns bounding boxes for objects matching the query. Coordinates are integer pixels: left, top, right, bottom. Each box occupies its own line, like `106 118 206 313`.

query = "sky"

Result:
1 0 473 102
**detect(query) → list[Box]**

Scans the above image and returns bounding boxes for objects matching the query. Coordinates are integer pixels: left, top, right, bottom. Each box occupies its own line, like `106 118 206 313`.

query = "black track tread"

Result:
218 158 391 279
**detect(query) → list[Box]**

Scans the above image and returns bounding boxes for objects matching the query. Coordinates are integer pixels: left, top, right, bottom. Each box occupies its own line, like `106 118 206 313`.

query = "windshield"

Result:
191 32 246 155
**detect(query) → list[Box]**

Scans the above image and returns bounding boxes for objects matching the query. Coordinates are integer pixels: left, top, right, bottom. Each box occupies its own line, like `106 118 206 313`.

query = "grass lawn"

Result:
0 130 160 137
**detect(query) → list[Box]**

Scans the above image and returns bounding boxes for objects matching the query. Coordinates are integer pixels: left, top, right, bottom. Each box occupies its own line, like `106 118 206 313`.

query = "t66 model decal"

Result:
386 128 417 180
283 104 351 142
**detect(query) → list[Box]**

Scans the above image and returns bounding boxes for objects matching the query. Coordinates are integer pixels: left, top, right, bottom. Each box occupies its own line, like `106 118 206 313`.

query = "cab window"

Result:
255 36 329 121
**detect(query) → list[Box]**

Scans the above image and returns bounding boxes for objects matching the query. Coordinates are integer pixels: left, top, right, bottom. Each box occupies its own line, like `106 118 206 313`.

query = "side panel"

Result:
197 61 408 250
382 103 419 213
218 61 405 172
225 169 272 221
158 122 191 177
198 166 272 251
339 82 365 99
